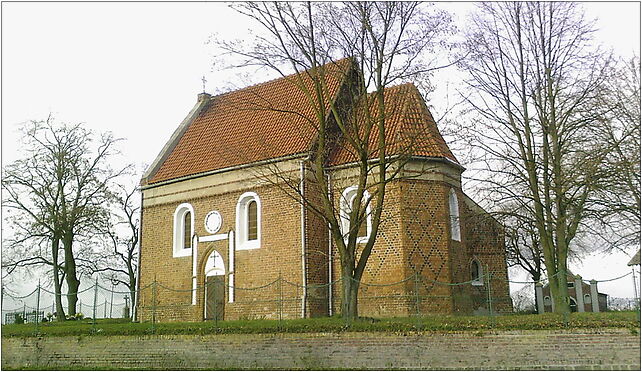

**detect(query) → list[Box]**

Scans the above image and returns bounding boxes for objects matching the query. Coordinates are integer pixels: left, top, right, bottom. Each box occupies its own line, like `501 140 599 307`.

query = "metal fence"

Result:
2 268 639 334
2 279 131 327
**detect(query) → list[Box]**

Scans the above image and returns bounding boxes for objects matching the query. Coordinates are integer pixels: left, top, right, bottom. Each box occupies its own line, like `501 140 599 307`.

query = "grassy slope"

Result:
1 312 639 338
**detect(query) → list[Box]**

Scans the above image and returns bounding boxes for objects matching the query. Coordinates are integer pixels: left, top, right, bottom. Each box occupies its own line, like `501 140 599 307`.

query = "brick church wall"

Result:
326 163 512 318
401 179 456 314
460 199 513 314
138 164 308 322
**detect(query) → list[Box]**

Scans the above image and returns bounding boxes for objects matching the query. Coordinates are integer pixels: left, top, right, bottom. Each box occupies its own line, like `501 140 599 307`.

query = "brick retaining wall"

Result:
2 329 640 370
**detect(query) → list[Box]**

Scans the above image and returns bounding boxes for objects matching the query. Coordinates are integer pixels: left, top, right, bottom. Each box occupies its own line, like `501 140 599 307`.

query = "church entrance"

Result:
205 275 225 320
203 250 225 320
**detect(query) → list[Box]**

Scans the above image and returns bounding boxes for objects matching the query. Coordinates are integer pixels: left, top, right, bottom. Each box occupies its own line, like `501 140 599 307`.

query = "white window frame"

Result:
173 203 194 258
448 188 461 241
340 186 372 244
471 259 484 286
235 191 261 250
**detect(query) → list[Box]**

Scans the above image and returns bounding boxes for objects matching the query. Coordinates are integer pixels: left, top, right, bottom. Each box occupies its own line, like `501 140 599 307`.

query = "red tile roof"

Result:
146 60 457 185
327 83 458 166
148 59 353 184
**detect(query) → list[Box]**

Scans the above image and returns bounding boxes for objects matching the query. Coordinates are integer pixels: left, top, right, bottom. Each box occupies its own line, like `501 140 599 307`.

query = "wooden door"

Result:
205 275 225 321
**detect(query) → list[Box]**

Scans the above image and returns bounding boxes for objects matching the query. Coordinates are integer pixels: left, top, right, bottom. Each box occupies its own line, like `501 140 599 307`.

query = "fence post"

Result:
151 277 157 333
486 270 494 327
278 272 283 327
558 269 571 327
92 278 98 331
23 304 26 323
414 272 421 330
109 283 115 318
339 275 347 327
35 280 41 334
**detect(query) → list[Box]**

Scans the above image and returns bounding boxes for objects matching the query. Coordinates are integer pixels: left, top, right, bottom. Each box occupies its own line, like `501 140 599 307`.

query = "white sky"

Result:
1 2 640 302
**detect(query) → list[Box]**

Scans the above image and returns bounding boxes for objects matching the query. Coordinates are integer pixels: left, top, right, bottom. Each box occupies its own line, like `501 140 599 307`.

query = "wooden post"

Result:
487 269 494 327
278 272 283 324
151 277 157 332
35 281 41 333
92 278 98 330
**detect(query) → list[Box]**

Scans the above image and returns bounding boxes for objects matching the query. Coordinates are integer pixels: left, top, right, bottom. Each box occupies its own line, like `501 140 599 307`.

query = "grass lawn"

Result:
1 311 639 338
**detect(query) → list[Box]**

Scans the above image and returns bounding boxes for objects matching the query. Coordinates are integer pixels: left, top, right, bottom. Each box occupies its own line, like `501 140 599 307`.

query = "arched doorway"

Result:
569 297 578 313
204 250 225 320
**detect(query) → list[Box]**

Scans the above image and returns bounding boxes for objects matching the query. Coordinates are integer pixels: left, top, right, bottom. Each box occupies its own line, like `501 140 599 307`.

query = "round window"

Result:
204 211 222 234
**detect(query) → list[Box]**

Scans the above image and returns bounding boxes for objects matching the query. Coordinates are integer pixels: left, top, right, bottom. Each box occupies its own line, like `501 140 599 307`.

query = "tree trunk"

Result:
552 262 570 314
545 265 570 314
62 236 80 316
128 267 136 318
52 270 66 321
51 238 66 321
340 264 360 321
341 276 359 321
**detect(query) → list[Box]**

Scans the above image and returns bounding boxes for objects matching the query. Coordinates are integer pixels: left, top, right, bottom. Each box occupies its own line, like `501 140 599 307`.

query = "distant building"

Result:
535 272 607 313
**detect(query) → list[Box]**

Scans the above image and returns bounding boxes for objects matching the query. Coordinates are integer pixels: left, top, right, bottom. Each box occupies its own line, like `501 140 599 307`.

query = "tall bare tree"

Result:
459 2 613 314
215 2 454 320
3 117 126 318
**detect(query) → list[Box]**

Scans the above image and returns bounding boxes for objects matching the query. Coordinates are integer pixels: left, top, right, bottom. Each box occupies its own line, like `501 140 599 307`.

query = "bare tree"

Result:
590 56 641 250
90 184 140 306
499 205 544 283
214 2 455 320
2 117 126 318
458 2 613 314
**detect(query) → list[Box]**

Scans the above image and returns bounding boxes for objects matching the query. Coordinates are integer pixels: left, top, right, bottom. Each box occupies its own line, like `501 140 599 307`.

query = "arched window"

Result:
340 186 372 243
236 192 261 250
543 296 551 306
583 294 591 304
247 200 258 241
173 203 194 257
471 259 483 286
449 189 461 241
183 212 192 249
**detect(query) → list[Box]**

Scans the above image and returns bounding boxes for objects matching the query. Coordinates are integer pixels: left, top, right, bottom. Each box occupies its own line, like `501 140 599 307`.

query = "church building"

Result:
136 59 512 322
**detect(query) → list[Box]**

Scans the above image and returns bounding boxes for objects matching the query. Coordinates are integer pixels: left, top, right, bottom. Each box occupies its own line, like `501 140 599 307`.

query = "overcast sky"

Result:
2 2 640 301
